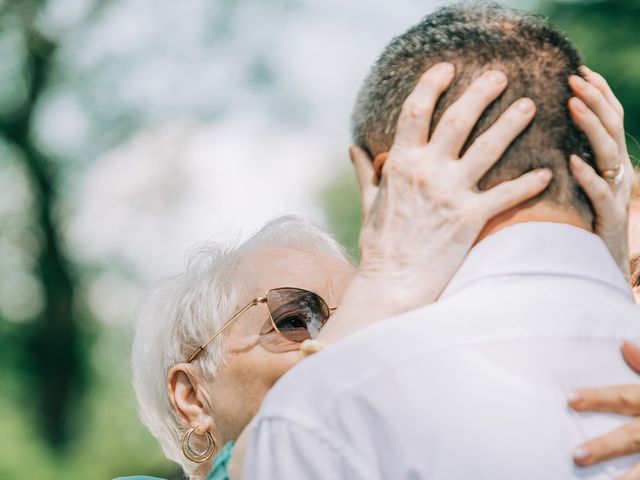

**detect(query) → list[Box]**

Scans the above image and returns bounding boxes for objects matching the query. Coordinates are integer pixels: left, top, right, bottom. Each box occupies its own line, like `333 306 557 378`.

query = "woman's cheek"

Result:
269 350 303 386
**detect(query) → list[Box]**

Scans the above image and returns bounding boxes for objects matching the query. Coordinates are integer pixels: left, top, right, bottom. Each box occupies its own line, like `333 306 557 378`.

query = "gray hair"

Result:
131 216 352 477
351 1 594 220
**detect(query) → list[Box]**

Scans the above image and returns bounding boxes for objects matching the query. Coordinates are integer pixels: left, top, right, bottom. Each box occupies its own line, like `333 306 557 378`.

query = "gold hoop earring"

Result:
180 426 216 463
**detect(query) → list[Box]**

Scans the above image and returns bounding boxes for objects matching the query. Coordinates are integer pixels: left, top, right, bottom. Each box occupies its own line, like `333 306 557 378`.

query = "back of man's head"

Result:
352 1 594 220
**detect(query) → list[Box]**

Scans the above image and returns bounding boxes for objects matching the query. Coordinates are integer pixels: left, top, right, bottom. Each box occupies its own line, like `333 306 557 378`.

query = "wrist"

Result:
316 272 428 344
339 270 440 320
356 260 450 304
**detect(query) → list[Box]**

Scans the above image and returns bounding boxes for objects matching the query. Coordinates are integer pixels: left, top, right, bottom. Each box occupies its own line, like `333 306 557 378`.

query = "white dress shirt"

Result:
244 222 640 480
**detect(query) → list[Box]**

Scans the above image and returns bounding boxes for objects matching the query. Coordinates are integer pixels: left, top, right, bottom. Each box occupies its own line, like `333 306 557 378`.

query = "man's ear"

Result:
167 364 215 433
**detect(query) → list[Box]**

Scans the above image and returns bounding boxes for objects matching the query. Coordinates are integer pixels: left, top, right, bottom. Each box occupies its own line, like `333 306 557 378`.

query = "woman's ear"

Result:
167 364 215 433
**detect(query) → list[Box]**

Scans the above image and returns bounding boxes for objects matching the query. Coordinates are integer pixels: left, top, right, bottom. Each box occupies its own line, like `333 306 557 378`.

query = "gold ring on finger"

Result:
600 163 625 186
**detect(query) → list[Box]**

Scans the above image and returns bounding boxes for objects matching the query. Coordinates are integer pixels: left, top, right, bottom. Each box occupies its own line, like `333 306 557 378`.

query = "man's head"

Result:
352 1 594 220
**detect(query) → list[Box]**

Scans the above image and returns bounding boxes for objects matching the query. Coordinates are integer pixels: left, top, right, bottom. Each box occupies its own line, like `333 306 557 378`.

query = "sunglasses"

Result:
186 287 335 362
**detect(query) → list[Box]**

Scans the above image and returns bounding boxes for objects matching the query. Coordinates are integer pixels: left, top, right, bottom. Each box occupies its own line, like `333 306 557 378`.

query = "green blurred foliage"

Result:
322 0 640 254
0 0 88 467
544 0 640 165
0 328 172 480
322 165 362 258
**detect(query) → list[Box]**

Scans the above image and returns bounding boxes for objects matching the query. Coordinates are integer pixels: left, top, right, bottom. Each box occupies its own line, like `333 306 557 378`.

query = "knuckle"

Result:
383 158 402 176
592 73 608 89
601 139 620 160
401 99 429 117
619 388 640 410
609 116 624 134
473 137 500 158
501 181 518 196
410 165 431 186
441 112 465 131
579 83 597 102
385 151 421 177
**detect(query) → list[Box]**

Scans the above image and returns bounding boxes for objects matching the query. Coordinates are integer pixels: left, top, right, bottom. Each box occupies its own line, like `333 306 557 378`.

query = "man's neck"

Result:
477 202 592 244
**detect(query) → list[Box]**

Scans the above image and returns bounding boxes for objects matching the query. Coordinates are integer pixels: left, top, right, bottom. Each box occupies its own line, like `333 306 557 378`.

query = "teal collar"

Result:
113 441 235 480
207 441 235 480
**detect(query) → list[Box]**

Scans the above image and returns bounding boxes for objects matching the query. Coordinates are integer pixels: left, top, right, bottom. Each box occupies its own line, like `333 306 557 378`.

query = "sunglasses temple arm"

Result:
187 298 266 363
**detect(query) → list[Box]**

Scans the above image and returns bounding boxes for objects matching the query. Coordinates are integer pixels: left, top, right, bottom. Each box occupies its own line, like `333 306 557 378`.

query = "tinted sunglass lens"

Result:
266 288 330 342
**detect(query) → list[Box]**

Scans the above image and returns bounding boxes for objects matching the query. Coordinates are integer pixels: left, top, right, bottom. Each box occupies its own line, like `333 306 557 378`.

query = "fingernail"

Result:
573 446 589 461
517 98 535 112
487 70 507 84
569 76 587 93
581 65 593 75
438 62 455 74
570 74 587 86
567 390 582 403
537 169 552 182
570 97 587 113
570 155 584 171
430 62 454 76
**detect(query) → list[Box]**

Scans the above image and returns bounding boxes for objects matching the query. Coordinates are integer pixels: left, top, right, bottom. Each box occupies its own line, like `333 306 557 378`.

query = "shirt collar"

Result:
441 222 632 299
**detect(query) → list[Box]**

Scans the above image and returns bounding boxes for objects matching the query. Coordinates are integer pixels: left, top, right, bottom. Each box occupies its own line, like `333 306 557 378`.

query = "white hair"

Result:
131 215 352 477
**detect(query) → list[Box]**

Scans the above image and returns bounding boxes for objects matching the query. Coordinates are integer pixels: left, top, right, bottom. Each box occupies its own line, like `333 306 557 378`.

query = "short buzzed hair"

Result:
352 1 595 219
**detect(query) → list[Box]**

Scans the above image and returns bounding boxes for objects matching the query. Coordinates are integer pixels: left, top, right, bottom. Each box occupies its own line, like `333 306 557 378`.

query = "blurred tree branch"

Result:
0 1 83 448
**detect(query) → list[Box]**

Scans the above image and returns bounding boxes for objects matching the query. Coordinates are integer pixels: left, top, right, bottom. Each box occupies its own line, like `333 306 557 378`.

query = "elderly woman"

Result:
132 215 357 480
125 65 636 480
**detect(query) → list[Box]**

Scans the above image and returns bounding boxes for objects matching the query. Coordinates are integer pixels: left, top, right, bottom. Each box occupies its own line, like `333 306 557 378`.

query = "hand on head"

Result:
567 66 635 278
367 64 635 288
317 62 554 343
350 62 551 309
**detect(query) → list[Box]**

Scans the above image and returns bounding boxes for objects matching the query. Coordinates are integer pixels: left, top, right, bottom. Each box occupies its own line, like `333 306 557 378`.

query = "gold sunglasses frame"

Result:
186 287 336 363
